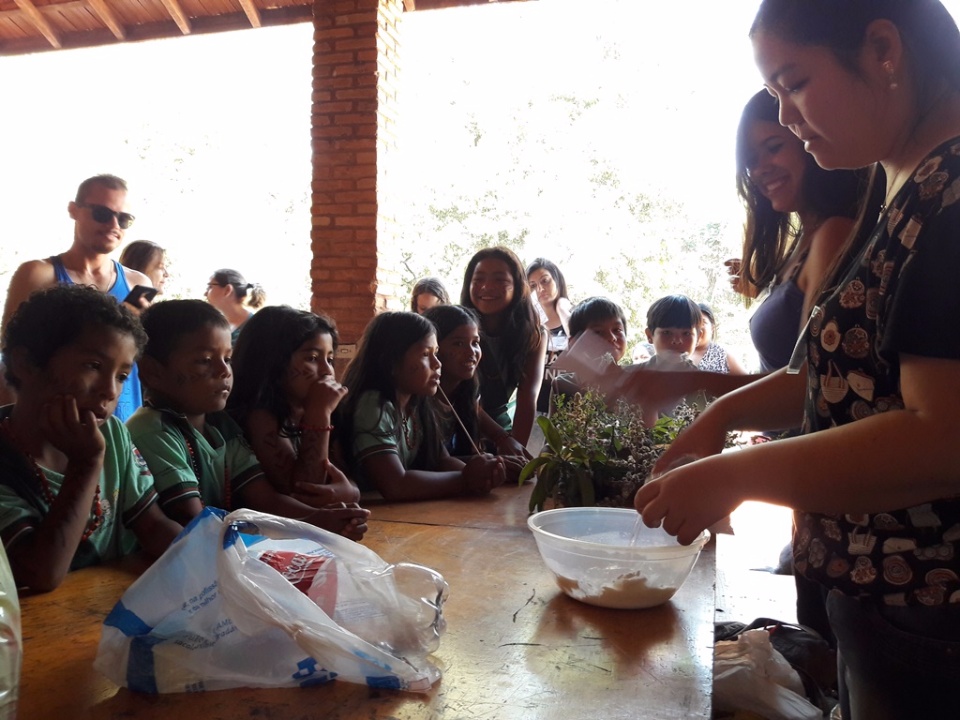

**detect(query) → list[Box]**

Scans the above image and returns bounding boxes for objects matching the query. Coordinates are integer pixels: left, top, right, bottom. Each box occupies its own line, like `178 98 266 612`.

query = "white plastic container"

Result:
528 507 709 609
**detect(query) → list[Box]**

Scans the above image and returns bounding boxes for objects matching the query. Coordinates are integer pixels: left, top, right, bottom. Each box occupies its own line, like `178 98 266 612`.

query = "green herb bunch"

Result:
520 390 707 513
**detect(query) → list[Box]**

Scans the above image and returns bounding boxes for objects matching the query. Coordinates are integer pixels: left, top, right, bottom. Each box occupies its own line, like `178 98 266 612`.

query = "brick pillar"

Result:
310 0 405 349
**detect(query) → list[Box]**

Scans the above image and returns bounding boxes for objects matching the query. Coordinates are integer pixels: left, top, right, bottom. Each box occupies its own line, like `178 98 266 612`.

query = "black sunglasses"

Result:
77 202 135 229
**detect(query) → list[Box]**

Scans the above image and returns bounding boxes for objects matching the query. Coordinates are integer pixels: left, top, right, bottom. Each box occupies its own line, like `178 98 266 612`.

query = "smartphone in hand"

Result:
123 284 158 306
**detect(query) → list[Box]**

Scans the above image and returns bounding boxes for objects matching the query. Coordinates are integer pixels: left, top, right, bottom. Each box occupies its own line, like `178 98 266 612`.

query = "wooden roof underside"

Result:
0 0 528 56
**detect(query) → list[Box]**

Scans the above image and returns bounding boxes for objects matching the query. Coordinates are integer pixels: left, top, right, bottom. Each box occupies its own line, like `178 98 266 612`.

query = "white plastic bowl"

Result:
527 507 710 609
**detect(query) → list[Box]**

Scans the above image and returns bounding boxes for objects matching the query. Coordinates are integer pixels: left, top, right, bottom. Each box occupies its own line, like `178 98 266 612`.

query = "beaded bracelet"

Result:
300 423 334 433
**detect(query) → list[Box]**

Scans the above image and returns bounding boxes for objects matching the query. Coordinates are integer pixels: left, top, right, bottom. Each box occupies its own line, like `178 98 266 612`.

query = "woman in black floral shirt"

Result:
636 1 960 717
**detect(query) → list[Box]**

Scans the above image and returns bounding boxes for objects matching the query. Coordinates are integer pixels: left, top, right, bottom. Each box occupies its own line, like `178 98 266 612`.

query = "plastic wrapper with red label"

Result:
94 507 449 693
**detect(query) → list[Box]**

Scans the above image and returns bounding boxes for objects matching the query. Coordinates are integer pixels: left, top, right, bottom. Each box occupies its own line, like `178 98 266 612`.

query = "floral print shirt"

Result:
795 138 960 606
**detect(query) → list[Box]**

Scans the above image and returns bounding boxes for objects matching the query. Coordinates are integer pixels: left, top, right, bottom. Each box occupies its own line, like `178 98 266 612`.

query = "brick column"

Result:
310 0 405 348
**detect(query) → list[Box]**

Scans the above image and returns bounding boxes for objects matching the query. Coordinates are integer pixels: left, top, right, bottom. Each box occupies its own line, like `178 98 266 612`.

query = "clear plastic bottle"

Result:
0 543 21 720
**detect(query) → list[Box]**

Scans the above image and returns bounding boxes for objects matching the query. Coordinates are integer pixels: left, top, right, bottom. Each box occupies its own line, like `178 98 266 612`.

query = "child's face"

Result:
646 326 698 357
437 323 481 385
394 333 442 398
585 317 627 363
283 332 335 403
147 325 233 417
698 317 714 349
29 326 138 424
469 259 515 317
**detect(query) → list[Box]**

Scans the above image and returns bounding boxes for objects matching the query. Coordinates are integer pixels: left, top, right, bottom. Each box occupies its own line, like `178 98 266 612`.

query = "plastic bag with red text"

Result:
94 507 448 693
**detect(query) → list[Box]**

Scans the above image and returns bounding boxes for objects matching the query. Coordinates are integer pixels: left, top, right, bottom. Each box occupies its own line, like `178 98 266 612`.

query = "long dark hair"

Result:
228 305 339 436
750 0 960 292
525 257 569 313
423 304 481 454
340 312 443 472
735 90 867 297
460 246 544 394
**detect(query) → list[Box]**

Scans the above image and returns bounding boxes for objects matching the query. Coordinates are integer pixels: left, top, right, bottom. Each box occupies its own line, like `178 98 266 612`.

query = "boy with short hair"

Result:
643 295 702 369
0 286 181 592
551 297 630 409
127 300 368 539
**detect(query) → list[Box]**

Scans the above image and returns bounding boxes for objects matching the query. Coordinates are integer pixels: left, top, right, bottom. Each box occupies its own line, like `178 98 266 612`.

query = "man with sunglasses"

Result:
0 174 152 420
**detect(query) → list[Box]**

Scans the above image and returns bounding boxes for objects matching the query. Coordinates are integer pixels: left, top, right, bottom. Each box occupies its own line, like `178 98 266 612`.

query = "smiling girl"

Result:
638 2 960 716
460 247 546 452
340 312 505 502
423 305 528 483
735 90 867 372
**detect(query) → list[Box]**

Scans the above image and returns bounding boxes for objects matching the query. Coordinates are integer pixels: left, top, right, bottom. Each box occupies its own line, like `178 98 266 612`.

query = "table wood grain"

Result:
18 486 715 719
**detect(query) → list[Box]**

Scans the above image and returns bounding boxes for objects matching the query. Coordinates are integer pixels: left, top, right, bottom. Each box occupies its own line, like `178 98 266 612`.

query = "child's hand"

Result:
303 377 348 423
500 454 529 484
41 395 106 470
462 454 505 496
494 434 531 460
293 459 361 506
304 503 370 541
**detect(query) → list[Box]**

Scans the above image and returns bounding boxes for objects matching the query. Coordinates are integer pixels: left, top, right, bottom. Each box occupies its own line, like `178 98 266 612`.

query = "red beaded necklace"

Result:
0 418 103 542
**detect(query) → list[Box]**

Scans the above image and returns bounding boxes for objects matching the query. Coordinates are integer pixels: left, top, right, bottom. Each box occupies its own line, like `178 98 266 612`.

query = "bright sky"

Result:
2 0 960 317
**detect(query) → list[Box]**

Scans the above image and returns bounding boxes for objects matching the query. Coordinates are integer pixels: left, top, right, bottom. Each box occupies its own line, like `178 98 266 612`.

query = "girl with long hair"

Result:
460 247 546 451
228 305 361 508
339 311 504 502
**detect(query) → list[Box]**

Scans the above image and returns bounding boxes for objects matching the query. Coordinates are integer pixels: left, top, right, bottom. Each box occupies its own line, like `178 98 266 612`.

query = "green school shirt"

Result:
126 406 264 511
0 411 158 570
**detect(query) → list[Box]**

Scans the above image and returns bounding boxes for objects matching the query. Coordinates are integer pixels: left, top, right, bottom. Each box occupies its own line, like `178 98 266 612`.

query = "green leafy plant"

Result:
520 390 706 513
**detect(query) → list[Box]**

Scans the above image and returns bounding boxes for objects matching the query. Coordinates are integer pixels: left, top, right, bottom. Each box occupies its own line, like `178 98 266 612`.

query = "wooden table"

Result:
18 486 716 719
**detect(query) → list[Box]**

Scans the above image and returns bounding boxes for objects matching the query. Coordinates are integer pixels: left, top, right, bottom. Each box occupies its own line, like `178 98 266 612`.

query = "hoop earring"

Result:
883 60 899 90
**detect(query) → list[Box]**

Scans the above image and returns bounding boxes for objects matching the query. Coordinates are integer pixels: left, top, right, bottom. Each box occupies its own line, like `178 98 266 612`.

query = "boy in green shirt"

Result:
127 300 367 539
0 286 181 592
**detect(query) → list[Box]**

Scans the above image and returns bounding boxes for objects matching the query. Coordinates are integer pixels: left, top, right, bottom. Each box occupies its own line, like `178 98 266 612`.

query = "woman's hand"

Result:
652 406 728 476
723 257 745 295
635 457 744 546
462 454 505 496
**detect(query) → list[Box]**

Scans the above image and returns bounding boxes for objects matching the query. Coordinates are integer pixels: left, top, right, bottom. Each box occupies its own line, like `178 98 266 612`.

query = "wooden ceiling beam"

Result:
85 0 126 40
236 0 261 28
157 0 191 35
13 0 61 48
0 6 313 56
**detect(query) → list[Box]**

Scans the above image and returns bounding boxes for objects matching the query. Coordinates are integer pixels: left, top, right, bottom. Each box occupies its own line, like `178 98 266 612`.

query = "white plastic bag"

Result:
713 628 821 720
94 508 448 693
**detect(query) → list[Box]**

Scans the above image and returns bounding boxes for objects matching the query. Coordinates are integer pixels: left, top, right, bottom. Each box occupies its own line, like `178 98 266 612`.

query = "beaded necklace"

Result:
400 408 419 452
0 418 103 541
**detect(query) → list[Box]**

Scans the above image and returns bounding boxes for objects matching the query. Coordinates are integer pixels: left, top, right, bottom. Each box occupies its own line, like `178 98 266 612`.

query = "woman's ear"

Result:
645 328 654 344
861 18 904 79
